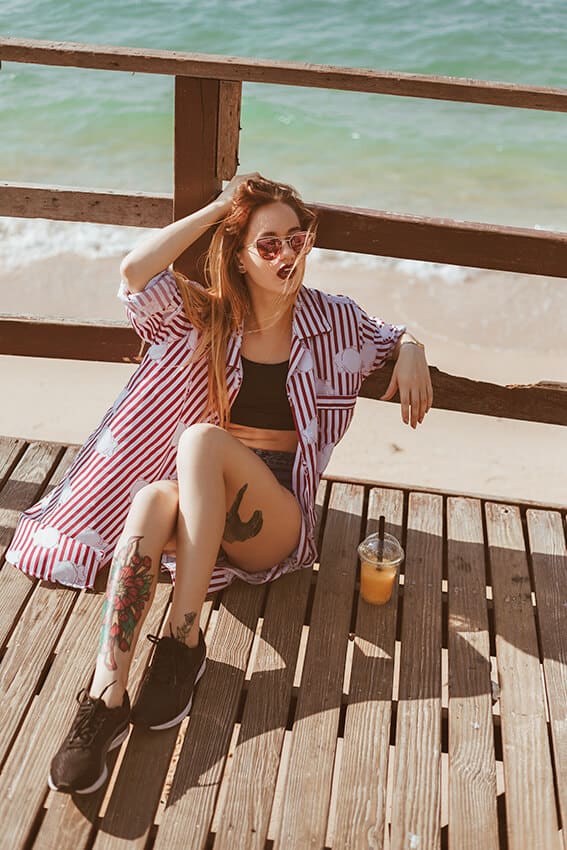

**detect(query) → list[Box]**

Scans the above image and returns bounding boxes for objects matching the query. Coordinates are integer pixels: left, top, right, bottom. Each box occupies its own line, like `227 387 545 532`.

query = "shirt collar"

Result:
226 285 331 368
292 286 332 339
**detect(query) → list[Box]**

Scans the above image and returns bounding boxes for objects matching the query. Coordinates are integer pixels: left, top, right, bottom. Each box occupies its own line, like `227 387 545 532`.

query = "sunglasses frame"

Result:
243 230 312 261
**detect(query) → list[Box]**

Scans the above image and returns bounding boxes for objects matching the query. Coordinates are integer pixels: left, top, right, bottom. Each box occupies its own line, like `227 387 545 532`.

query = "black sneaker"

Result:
131 628 207 731
48 681 131 794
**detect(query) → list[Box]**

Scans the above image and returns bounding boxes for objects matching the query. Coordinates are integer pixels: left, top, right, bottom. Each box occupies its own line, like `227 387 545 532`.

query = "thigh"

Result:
220 443 302 573
175 425 302 574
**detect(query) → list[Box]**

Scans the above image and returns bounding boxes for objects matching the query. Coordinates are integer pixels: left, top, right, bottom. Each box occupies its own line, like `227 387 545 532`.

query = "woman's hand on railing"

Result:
380 340 433 428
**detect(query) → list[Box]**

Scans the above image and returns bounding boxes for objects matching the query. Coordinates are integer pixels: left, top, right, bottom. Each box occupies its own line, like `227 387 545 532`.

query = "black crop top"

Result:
230 356 295 430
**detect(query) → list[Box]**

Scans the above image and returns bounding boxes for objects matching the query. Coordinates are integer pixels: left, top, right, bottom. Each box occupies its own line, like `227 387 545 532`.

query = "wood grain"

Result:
2 37 567 111
390 492 443 850
173 76 222 281
275 482 363 850
154 580 266 850
526 509 567 838
333 487 404 850
447 497 499 850
216 81 241 181
485 502 561 850
2 183 566 277
212 481 326 850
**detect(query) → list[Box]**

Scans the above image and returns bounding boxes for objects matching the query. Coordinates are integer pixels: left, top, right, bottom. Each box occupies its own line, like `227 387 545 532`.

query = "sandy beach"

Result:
1 250 566 507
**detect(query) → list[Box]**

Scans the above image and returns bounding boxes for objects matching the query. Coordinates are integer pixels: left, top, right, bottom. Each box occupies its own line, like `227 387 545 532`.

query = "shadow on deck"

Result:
0 434 565 850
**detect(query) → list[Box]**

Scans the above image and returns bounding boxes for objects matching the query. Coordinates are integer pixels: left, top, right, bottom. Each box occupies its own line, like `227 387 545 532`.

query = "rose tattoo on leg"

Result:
98 535 154 671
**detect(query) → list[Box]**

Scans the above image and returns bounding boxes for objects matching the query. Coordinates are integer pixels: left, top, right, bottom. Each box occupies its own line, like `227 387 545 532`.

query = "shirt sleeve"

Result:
117 267 192 344
356 304 406 379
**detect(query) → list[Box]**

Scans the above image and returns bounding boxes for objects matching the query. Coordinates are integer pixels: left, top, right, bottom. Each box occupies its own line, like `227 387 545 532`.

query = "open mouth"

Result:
277 264 294 280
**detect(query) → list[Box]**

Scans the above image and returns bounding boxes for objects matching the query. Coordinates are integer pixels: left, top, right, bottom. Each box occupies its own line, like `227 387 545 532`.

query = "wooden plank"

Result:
526 510 567 835
361 364 567 427
173 76 222 281
315 203 567 278
390 492 443 850
216 81 241 181
2 183 567 279
0 183 172 226
0 582 77 766
89 597 219 850
36 582 174 850
275 482 363 850
446 497 499 850
2 37 567 111
0 318 144 363
0 440 63 557
485 502 561 850
0 591 107 848
333 487 404 849
153 580 266 850
212 481 327 850
0 436 25 485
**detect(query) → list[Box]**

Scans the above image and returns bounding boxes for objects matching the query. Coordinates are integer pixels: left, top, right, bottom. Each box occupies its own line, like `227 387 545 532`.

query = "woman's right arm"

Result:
120 172 260 292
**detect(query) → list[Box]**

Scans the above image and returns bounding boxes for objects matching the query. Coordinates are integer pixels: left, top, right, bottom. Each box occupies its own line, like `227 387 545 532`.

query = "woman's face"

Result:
237 201 310 297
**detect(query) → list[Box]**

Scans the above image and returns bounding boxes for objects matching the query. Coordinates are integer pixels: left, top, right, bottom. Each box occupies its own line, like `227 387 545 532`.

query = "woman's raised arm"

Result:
120 172 260 292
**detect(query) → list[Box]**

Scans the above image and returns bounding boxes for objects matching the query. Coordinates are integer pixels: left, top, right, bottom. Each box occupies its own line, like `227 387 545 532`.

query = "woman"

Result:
8 174 432 794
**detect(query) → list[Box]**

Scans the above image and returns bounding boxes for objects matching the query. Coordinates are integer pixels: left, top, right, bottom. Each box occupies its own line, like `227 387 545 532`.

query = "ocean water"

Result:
1 0 566 268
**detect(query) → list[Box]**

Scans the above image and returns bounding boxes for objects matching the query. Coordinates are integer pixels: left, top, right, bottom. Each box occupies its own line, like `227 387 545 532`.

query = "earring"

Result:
237 262 246 273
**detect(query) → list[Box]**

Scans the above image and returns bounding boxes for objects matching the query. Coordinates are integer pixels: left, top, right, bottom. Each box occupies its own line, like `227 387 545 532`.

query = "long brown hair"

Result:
173 176 317 427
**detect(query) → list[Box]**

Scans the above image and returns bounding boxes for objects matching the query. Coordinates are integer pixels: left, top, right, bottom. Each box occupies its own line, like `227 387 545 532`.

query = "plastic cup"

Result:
357 532 404 605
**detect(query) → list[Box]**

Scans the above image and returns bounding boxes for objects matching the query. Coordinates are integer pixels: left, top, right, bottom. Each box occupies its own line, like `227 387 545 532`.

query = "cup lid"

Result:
357 531 404 566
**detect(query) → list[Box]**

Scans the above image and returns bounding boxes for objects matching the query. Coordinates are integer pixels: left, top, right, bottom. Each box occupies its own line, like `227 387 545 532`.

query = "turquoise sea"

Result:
1 0 566 265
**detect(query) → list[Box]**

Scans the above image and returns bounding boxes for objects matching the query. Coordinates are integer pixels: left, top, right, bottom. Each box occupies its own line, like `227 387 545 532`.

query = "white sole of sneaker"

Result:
148 657 207 731
47 724 130 795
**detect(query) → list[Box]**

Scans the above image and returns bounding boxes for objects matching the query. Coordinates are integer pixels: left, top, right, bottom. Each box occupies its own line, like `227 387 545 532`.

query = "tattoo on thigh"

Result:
223 483 263 543
170 611 197 644
98 535 154 671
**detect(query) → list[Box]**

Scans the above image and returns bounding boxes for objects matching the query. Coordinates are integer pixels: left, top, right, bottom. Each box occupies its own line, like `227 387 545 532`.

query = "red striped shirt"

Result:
7 270 404 593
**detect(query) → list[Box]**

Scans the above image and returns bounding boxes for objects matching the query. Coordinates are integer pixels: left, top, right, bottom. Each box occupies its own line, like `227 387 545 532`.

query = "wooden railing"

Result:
1 37 566 426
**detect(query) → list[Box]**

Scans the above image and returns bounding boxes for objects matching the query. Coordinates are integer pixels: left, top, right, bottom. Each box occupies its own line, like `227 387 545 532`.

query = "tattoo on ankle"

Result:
170 611 198 644
223 483 263 543
98 535 154 671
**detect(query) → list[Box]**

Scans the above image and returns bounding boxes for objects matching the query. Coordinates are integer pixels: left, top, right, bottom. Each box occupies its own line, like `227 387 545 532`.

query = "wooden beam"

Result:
313 203 567 278
2 183 566 278
173 76 222 280
0 318 146 363
216 81 241 180
0 183 172 227
360 362 567 426
1 37 566 111
1 319 566 425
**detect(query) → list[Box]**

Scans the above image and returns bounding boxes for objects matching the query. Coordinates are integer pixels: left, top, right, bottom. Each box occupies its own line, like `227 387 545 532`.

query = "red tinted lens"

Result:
255 237 281 260
289 231 308 253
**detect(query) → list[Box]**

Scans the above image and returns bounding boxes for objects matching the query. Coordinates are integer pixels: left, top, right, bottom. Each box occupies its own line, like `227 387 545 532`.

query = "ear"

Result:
235 250 246 273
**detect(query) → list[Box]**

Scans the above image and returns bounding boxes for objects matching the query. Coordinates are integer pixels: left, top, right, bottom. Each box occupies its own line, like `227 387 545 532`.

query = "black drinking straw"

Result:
378 514 385 563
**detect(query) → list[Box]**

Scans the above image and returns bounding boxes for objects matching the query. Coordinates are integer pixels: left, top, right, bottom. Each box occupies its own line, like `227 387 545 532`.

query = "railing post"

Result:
173 76 241 281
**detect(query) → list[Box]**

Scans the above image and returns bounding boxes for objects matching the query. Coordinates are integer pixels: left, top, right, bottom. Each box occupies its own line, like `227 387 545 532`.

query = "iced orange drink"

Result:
358 532 404 605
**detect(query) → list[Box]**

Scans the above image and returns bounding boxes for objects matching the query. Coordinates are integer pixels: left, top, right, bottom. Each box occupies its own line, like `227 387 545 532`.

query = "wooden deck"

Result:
0 435 565 850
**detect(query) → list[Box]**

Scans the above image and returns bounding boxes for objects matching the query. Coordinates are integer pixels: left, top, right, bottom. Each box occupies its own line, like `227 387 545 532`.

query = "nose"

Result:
279 238 295 262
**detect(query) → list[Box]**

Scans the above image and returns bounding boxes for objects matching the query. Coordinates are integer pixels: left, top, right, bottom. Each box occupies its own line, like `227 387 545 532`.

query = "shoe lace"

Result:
145 633 179 686
68 681 116 748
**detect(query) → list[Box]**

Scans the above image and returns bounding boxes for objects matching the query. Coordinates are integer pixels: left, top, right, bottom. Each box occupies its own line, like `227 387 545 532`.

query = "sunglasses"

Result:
244 230 311 261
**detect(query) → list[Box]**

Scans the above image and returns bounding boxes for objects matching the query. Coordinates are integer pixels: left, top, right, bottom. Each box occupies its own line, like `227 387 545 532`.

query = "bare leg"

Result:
90 481 179 707
164 424 302 648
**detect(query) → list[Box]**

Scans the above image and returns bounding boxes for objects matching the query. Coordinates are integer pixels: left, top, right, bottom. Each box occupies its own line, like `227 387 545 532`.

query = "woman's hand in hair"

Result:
380 341 433 429
216 172 262 212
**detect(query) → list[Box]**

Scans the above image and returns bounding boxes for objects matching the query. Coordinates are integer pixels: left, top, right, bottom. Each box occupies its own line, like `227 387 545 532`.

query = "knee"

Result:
131 480 179 514
176 423 226 467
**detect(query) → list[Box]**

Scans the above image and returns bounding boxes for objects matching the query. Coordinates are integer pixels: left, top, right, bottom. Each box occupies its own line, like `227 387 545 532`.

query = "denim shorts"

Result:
250 447 295 492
